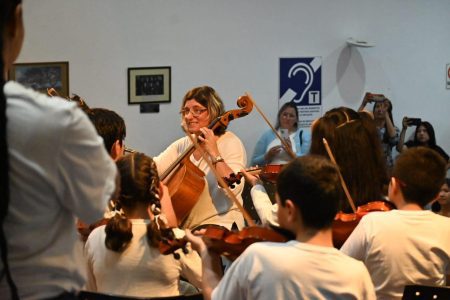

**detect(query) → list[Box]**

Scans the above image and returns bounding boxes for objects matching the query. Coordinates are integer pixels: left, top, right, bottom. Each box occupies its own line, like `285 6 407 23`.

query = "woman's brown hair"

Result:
310 107 388 212
182 86 226 135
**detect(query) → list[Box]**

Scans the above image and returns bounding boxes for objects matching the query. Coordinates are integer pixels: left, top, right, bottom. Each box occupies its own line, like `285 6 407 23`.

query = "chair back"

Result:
402 284 450 300
78 291 203 300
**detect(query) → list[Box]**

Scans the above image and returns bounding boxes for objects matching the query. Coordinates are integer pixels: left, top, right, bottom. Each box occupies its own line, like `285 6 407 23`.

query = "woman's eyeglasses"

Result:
179 108 208 117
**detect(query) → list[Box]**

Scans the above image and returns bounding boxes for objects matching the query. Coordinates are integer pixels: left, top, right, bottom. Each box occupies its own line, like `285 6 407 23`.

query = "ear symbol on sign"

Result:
288 63 314 104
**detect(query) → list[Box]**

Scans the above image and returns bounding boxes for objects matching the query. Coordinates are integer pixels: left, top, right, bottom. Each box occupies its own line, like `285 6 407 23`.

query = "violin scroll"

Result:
47 88 91 112
211 94 254 131
236 94 253 116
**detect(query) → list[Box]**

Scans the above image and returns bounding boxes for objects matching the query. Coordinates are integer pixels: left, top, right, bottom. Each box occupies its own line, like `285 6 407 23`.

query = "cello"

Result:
322 138 394 248
160 94 253 226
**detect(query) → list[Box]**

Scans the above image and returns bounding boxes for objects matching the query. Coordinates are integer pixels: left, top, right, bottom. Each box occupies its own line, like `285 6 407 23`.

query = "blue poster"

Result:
279 57 322 127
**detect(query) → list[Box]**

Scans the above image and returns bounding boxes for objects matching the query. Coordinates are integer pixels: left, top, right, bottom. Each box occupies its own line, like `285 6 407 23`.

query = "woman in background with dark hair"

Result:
397 119 449 168
1 1 117 299
251 101 311 166
85 153 201 297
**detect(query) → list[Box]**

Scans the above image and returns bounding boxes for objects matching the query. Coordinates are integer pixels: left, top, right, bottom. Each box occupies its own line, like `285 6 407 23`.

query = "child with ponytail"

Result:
84 153 202 297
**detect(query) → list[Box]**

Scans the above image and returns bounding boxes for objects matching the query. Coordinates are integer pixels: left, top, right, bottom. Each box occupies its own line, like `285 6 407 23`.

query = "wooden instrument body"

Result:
159 224 290 260
332 200 395 248
163 158 205 225
202 225 289 260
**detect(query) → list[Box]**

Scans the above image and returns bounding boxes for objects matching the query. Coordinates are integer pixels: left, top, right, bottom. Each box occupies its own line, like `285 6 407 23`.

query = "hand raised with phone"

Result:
363 92 385 104
402 116 422 129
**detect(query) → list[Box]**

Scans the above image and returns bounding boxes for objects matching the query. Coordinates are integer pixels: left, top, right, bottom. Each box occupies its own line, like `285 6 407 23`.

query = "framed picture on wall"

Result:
128 66 171 104
8 61 69 97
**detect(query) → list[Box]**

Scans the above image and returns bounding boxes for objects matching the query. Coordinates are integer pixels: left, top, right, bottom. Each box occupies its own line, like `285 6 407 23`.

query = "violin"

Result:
332 200 395 248
47 88 91 112
159 224 292 260
223 164 284 188
201 224 291 260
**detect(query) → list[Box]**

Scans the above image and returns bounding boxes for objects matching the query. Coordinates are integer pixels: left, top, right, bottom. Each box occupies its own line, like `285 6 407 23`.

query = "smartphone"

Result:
407 118 421 126
280 129 290 140
369 93 385 102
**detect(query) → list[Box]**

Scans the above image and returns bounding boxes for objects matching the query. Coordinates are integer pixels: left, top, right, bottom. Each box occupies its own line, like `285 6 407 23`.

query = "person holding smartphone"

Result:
397 119 449 168
250 102 311 166
358 93 399 172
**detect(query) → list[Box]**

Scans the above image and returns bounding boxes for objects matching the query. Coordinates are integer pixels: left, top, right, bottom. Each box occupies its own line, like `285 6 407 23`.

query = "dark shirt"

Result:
404 141 450 162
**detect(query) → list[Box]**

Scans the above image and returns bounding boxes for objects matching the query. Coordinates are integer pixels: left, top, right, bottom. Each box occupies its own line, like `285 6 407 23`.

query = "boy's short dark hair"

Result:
392 147 446 207
277 155 343 229
88 108 126 153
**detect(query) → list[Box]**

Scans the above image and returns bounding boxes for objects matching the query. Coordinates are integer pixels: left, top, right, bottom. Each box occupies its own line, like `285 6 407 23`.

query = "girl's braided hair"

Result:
105 153 166 252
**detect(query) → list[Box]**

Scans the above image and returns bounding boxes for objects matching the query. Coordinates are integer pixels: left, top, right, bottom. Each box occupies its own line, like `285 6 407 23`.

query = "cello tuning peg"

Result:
182 246 189 254
173 252 181 260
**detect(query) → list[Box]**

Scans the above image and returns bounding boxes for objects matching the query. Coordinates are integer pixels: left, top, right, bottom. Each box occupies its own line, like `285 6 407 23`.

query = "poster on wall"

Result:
446 64 450 89
279 57 322 128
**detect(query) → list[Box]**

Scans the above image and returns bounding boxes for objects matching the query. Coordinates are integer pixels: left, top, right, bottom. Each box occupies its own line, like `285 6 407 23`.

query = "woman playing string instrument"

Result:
154 86 248 230
309 107 389 211
243 107 390 241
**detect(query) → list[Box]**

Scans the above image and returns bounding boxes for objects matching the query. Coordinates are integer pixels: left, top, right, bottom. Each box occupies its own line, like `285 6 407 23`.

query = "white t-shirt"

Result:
84 220 202 297
2 81 117 300
341 210 450 300
212 240 376 300
154 131 247 229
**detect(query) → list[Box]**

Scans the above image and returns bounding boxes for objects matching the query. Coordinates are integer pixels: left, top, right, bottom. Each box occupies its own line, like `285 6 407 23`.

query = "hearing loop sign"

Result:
280 57 322 128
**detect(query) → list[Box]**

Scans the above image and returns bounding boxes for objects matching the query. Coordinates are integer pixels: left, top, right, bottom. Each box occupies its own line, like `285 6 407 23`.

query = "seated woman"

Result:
250 102 311 166
84 153 202 297
397 119 450 168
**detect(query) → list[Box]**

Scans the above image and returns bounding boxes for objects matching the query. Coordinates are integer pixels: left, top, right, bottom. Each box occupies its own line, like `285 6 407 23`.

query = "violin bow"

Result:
246 93 296 159
181 126 256 227
322 138 357 213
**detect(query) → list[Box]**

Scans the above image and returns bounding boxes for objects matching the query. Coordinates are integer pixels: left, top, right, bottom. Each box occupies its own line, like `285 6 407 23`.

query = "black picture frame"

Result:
9 61 69 97
128 66 171 104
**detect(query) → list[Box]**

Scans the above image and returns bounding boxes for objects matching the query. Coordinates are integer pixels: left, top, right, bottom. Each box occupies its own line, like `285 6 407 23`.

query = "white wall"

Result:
18 0 450 162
